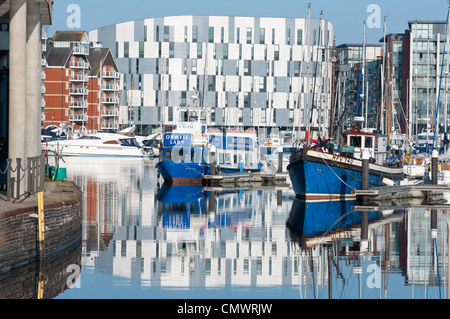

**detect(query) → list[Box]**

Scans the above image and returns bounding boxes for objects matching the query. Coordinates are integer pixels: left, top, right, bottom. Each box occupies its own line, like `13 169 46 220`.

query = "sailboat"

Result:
287 20 404 200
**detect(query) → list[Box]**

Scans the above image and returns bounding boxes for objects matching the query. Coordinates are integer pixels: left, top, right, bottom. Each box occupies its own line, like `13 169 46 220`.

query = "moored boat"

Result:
42 130 153 157
287 128 404 200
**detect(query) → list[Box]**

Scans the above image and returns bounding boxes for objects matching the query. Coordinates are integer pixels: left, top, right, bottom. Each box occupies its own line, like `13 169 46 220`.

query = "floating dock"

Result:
202 172 290 188
353 184 450 206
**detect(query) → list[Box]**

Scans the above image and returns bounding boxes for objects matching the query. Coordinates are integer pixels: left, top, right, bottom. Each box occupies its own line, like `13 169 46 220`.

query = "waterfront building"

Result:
88 15 334 140
407 21 450 138
334 43 382 133
43 31 121 133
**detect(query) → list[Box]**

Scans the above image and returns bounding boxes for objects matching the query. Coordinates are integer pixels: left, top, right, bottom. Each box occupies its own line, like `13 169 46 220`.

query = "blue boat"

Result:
287 129 404 200
156 117 261 185
286 198 381 245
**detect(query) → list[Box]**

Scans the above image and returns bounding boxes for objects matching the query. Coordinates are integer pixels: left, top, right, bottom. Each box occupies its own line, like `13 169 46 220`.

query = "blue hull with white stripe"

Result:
287 148 404 200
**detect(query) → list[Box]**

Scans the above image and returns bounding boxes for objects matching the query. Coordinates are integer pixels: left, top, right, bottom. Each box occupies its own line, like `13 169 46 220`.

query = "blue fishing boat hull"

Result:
156 160 205 185
287 148 404 200
286 198 381 238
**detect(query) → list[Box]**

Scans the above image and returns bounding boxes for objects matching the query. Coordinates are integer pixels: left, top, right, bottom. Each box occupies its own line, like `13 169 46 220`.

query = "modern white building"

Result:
89 15 334 140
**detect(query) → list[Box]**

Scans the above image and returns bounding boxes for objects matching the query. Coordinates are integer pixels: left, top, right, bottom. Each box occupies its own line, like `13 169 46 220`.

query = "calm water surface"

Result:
50 156 450 299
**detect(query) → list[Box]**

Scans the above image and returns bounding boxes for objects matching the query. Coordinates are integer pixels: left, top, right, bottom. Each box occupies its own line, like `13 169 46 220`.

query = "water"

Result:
42 157 450 299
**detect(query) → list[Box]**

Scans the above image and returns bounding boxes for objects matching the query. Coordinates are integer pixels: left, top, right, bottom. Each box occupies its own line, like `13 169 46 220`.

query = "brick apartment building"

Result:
43 31 121 134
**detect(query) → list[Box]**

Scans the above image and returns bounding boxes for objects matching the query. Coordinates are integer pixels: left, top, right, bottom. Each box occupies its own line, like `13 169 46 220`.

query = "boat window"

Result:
120 138 140 147
350 136 362 147
79 136 100 140
103 140 119 145
143 139 160 148
365 137 373 148
164 149 172 161
189 111 198 122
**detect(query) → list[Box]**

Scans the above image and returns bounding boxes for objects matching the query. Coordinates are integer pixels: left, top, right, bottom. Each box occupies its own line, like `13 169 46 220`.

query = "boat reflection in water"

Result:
286 198 450 299
48 156 450 299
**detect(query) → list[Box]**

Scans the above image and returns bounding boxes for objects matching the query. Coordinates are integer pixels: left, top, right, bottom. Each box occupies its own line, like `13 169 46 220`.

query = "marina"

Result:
4 0 450 303
1 157 450 299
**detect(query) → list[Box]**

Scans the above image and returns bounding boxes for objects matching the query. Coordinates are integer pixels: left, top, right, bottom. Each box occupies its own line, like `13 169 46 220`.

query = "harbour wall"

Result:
0 181 83 298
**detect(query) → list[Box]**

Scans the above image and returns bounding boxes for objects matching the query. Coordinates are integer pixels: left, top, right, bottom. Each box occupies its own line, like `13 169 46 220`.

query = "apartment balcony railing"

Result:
70 73 88 82
101 122 119 130
101 97 119 104
70 60 89 69
41 98 45 108
101 110 119 117
69 87 88 95
102 70 120 78
73 45 89 55
41 71 46 80
69 114 88 122
41 85 46 94
102 84 120 91
69 100 88 108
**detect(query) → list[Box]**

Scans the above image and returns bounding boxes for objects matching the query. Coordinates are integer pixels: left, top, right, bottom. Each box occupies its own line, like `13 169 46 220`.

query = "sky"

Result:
47 0 450 45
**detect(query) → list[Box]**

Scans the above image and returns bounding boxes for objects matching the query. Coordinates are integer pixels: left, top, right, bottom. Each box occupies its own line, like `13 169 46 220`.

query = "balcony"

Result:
70 60 89 69
70 73 88 82
41 99 45 108
102 96 119 104
41 71 46 80
69 100 88 108
69 113 88 122
69 87 88 95
102 70 120 78
101 109 119 117
101 121 119 130
73 45 89 55
41 85 46 94
102 84 120 91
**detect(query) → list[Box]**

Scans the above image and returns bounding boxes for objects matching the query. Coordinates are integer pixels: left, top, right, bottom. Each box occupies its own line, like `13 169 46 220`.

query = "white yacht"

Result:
42 131 153 157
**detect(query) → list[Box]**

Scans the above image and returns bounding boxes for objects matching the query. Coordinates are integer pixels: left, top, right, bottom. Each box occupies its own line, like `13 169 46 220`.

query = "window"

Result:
272 28 275 44
139 41 144 58
221 27 224 43
197 42 202 58
260 28 265 44
124 41 129 58
156 26 159 42
297 29 302 45
244 92 249 107
244 60 251 75
164 26 170 42
144 25 148 41
223 43 228 59
192 26 198 42
169 42 174 58
184 26 188 42
246 27 252 44
209 27 214 43
262 108 266 123
286 28 291 45
274 44 279 60
192 59 197 75
236 27 240 43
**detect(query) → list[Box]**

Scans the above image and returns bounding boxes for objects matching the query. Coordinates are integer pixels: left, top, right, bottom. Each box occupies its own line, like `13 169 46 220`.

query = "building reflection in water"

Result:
55 157 450 299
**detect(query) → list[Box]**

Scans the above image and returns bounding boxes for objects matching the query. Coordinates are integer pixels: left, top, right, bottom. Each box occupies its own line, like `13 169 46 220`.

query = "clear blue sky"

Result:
47 0 450 45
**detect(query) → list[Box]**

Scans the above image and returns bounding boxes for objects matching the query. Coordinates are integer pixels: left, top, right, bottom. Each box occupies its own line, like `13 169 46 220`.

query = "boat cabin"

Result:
341 128 387 161
209 131 260 171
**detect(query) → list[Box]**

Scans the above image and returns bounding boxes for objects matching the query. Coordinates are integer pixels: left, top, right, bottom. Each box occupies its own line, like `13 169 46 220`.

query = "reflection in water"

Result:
51 157 450 299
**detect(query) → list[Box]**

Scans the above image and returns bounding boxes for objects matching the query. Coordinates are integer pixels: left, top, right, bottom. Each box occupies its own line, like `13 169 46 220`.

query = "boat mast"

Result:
433 2 450 150
129 72 134 128
355 21 366 127
380 17 387 135
305 3 312 142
